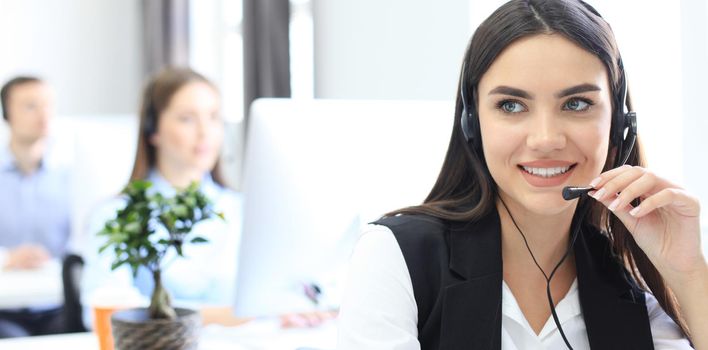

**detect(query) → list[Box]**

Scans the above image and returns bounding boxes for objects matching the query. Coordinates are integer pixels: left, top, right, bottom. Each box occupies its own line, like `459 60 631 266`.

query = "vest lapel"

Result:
440 210 503 350
438 211 653 350
574 225 654 350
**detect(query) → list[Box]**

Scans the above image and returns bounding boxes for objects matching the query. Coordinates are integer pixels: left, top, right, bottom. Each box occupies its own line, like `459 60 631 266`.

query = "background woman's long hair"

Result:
388 0 690 338
129 67 226 186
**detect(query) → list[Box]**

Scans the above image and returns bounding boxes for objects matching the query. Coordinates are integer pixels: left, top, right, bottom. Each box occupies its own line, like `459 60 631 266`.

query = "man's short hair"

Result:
1 76 43 121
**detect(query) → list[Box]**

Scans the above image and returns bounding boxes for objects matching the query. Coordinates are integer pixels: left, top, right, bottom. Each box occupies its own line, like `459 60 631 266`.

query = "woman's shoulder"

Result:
371 213 449 248
644 291 694 346
373 213 447 231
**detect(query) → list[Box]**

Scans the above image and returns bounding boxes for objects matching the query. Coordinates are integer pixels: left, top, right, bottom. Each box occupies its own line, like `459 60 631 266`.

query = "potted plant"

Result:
98 180 223 350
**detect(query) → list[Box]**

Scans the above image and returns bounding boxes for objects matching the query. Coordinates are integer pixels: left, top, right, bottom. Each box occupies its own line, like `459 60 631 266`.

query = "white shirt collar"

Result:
501 277 582 339
145 169 223 201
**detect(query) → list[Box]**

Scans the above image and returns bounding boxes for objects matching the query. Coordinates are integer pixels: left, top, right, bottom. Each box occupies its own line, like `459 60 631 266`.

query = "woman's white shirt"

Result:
80 171 242 326
337 224 693 349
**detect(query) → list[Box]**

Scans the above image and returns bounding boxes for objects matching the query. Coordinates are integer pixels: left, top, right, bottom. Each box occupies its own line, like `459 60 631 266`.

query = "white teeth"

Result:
521 166 571 177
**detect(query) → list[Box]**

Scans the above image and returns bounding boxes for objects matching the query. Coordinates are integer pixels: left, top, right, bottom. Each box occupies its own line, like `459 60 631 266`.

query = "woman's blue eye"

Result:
563 98 592 111
499 101 525 113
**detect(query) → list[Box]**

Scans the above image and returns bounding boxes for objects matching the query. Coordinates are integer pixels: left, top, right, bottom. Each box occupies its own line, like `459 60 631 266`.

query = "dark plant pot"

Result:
111 307 201 350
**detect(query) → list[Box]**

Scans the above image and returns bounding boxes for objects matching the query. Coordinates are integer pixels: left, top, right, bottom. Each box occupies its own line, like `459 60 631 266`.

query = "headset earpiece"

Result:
460 102 473 142
460 89 480 149
459 63 476 143
141 81 158 139
612 58 637 168
142 105 157 138
614 111 637 168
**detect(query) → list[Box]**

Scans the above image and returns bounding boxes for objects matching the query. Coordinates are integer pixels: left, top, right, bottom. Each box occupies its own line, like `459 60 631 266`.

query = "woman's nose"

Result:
196 117 209 137
526 112 566 152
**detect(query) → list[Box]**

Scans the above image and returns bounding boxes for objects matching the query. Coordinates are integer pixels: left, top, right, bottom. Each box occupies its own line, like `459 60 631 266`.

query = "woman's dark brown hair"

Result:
129 67 226 186
388 0 690 338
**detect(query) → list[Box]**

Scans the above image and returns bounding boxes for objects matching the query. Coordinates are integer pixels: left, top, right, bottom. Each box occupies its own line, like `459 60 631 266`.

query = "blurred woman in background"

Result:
81 67 242 325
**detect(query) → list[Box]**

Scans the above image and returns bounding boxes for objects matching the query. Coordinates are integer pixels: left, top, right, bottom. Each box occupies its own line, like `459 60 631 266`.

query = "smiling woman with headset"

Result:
338 1 704 349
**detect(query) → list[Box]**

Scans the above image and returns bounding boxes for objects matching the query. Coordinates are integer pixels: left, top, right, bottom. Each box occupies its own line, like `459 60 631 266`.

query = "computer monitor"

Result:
233 98 454 317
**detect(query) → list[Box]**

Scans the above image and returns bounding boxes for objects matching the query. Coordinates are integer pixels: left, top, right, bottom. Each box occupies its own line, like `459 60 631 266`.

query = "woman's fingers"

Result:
280 310 338 328
629 188 700 218
587 164 632 188
592 166 648 201
587 165 698 217
602 171 657 212
590 165 640 201
589 166 682 212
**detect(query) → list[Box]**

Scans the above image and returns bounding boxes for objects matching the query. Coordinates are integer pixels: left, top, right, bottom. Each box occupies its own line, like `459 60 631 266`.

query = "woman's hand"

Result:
280 310 338 328
589 165 708 348
200 307 337 329
3 244 50 270
588 165 704 278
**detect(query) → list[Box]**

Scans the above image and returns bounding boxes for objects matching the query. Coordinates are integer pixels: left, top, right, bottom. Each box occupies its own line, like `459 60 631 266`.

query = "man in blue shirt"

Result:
0 76 72 337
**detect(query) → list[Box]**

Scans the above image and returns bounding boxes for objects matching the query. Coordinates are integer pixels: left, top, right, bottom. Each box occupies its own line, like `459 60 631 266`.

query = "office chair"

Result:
61 254 87 333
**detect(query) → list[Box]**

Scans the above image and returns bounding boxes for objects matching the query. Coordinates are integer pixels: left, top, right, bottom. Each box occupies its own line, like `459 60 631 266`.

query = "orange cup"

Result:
93 305 124 350
89 287 147 350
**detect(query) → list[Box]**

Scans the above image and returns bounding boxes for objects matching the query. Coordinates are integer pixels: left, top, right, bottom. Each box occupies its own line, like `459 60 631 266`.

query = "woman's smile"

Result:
517 160 578 188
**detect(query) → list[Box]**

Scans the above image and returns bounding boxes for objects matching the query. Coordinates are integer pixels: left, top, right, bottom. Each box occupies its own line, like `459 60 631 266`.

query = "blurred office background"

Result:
0 0 706 247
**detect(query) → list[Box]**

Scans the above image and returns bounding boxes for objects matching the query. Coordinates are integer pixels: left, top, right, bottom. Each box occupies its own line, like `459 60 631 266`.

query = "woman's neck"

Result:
497 195 578 275
9 136 45 175
155 160 204 189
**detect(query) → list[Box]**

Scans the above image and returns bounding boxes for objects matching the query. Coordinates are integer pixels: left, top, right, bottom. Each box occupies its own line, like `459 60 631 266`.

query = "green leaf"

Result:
98 242 111 254
183 196 197 208
111 259 128 271
109 233 129 244
190 237 208 244
172 205 189 218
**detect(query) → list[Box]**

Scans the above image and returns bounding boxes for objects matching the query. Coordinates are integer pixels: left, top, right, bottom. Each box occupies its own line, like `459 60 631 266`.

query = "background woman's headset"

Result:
141 82 159 139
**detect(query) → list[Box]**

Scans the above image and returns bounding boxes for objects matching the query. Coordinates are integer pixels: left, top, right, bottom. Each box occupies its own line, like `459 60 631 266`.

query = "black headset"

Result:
459 60 637 169
141 82 158 138
143 108 158 138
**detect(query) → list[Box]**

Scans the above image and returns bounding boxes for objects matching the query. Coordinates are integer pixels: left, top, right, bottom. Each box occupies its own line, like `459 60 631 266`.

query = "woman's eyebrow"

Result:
488 86 533 99
487 84 602 100
555 83 601 98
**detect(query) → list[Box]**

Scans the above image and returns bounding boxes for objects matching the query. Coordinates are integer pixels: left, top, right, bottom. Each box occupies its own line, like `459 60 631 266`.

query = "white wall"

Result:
312 0 470 100
0 0 144 115
680 0 708 234
681 0 708 256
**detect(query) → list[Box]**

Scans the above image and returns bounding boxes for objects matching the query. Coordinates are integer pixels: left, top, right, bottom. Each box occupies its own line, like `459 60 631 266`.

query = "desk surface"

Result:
0 260 63 308
0 318 338 350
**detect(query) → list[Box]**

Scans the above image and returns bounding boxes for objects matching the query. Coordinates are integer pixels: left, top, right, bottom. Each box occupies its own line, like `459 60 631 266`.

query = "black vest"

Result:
373 210 654 350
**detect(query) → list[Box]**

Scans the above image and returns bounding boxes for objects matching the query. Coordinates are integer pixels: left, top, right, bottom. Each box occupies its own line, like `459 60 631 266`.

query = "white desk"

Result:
0 332 98 349
0 260 63 308
0 318 338 350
